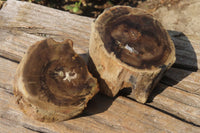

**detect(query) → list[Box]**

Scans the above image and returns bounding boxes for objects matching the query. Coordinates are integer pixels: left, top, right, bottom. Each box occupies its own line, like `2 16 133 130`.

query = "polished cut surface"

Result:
105 15 171 69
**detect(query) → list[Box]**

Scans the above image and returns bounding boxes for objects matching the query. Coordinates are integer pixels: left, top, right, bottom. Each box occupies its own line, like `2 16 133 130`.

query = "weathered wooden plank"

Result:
1 86 199 133
153 0 200 38
0 120 37 133
161 68 200 95
147 83 200 126
0 55 17 90
0 0 200 132
0 0 92 61
1 56 200 132
1 26 200 126
0 0 200 70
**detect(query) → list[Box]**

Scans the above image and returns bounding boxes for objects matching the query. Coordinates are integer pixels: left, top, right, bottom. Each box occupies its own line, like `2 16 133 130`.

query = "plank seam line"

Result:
160 79 200 97
124 96 200 127
0 55 19 64
145 104 200 127
0 85 14 95
22 124 56 133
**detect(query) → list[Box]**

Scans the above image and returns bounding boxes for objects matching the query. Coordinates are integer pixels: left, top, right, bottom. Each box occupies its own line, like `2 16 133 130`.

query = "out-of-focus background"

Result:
0 0 181 17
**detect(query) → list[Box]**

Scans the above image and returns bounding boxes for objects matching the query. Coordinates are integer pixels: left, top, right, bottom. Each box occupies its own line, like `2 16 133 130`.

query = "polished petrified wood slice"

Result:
89 6 176 103
13 38 99 122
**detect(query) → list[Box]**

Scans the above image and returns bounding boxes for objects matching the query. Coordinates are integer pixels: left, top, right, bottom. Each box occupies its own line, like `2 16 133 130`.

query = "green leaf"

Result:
73 6 80 13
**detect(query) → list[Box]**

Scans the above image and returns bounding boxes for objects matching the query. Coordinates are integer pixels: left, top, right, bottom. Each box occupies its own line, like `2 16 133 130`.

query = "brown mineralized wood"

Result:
89 6 176 103
13 38 99 122
1 0 200 132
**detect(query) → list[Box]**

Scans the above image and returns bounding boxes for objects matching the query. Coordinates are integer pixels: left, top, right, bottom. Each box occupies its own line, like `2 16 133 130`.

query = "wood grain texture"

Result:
0 0 200 132
147 83 200 126
162 67 200 95
0 52 200 132
1 84 200 133
0 0 92 62
153 0 200 38
0 0 200 70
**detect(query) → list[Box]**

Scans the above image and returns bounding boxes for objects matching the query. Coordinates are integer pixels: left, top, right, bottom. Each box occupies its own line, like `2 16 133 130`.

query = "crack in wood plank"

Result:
22 124 56 133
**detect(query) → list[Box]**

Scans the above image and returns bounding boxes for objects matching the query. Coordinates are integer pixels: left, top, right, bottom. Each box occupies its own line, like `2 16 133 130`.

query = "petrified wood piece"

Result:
89 6 176 103
13 38 99 122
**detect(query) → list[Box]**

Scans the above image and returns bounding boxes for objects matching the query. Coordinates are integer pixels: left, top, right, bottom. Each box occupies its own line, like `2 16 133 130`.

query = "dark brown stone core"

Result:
102 15 171 69
22 39 95 106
